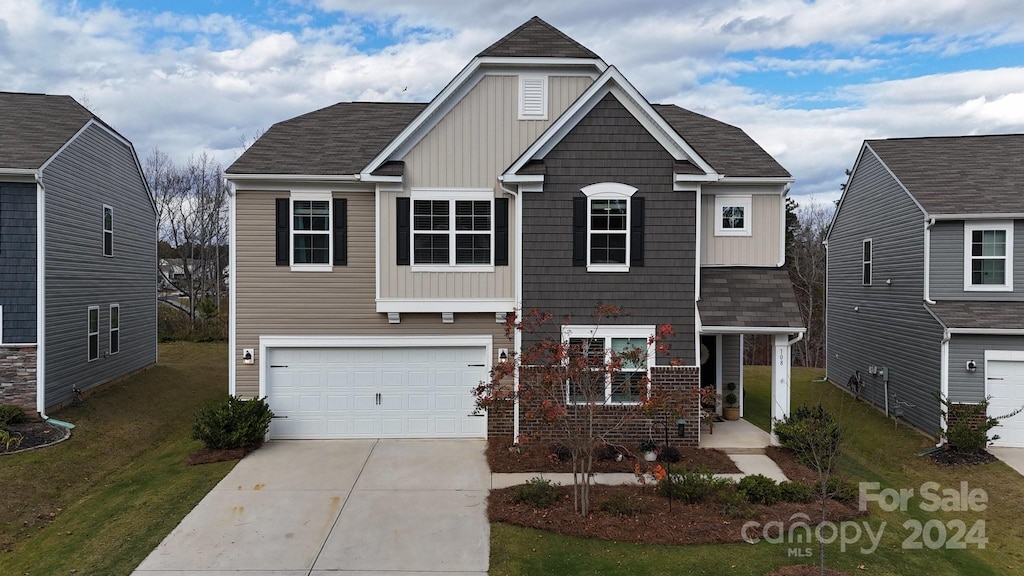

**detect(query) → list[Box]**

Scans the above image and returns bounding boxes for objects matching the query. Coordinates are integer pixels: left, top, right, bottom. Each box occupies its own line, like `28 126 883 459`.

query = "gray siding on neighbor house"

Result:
522 94 697 365
40 123 157 408
826 147 944 435
0 182 37 343
947 334 1024 403
929 220 1024 301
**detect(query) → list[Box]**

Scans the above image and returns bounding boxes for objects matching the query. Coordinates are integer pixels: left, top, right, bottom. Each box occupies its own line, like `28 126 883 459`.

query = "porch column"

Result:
770 333 791 444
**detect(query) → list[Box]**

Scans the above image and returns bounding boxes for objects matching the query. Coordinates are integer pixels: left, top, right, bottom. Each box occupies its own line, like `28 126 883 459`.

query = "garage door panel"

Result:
987 359 1024 448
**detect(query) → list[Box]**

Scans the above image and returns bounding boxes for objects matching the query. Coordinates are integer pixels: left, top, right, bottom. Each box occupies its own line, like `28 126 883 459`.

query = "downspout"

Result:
499 180 522 444
924 217 936 304
787 331 804 347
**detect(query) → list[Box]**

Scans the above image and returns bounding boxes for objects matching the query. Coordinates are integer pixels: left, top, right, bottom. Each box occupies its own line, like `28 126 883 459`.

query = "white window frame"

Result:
102 205 113 257
109 304 120 355
410 189 495 272
87 306 99 362
582 183 636 273
561 325 656 406
518 75 548 120
290 192 333 272
862 238 872 286
0 305 4 344
714 195 752 237
964 221 1013 292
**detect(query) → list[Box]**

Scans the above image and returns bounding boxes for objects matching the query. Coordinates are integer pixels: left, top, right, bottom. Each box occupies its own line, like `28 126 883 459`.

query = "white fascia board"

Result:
35 180 46 415
504 66 718 179
0 169 40 181
675 173 722 183
376 299 516 313
226 173 361 182
932 213 1024 221
228 182 237 396
715 176 795 185
358 174 403 183
499 174 544 184
260 334 494 348
701 326 807 335
227 180 372 194
947 328 1024 336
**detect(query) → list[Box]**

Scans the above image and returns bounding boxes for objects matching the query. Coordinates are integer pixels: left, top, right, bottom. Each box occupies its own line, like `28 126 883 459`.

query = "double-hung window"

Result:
965 221 1013 291
563 326 655 405
87 306 99 362
109 304 120 355
102 205 113 257
292 196 331 269
582 183 636 272
411 190 493 268
862 239 872 286
714 195 752 237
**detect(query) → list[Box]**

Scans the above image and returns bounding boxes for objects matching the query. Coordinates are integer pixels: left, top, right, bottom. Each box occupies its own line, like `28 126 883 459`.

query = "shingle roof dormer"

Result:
477 16 600 59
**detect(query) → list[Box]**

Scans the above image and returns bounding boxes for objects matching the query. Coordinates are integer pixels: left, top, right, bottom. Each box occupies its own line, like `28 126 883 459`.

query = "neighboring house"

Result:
225 17 803 445
0 92 157 417
826 134 1024 447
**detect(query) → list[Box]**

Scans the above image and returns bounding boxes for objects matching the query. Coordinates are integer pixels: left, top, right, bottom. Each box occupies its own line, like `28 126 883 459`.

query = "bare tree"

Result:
787 200 832 368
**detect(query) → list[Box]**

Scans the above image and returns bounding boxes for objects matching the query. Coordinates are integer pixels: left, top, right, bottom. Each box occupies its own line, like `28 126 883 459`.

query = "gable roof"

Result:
227 102 427 175
477 16 599 59
0 92 95 170
867 134 1024 215
653 105 791 178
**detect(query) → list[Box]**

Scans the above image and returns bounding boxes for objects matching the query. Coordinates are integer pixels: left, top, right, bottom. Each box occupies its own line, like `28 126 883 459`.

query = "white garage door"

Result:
266 346 487 439
987 359 1024 448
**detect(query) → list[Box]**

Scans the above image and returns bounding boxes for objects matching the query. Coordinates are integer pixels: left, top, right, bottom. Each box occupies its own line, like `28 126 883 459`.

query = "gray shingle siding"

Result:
826 147 944 435
947 335 1024 403
0 182 37 343
41 124 156 407
930 220 1024 301
522 94 697 364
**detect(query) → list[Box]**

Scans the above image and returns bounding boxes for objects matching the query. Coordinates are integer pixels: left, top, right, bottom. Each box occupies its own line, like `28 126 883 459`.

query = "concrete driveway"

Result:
990 446 1024 477
134 439 489 576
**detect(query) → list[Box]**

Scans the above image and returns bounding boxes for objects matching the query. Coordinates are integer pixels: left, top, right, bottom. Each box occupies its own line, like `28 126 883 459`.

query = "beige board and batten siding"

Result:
379 75 592 301
233 190 512 399
701 187 783 266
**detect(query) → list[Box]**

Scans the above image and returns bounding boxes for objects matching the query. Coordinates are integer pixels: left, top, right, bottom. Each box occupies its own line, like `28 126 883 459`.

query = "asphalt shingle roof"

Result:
699 267 804 329
654 105 791 178
477 16 599 59
0 92 95 170
926 301 1024 331
227 102 427 175
867 135 1024 215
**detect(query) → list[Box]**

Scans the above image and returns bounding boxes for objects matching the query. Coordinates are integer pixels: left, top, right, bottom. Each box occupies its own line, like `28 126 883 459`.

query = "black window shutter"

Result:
631 196 645 267
396 197 411 265
572 196 587 266
275 198 289 266
333 198 347 266
495 198 509 266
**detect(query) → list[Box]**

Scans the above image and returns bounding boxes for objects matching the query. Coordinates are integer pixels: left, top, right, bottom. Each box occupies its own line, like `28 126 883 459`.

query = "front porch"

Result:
698 417 771 451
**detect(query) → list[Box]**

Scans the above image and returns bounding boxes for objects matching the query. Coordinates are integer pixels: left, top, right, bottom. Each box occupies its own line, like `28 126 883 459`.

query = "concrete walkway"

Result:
134 439 489 576
989 447 1024 477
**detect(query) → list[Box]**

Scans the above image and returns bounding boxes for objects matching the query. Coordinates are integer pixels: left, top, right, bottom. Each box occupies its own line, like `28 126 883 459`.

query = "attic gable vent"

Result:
519 75 548 120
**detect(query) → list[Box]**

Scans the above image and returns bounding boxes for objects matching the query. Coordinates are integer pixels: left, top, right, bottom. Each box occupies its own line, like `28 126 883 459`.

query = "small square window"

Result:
714 195 752 237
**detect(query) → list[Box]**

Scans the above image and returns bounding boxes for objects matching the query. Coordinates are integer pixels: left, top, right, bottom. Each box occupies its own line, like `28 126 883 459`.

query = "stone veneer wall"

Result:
0 346 37 415
487 365 701 447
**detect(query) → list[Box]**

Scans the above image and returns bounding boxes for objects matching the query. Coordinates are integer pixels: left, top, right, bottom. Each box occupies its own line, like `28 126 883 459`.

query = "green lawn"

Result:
491 366 1024 575
0 341 237 575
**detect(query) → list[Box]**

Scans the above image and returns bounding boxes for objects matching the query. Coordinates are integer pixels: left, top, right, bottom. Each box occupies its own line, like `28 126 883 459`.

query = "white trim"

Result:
738 334 745 418
779 185 789 267
375 298 515 313
36 180 46 415
583 183 634 272
924 218 935 304
695 184 702 300
0 343 36 348
948 328 1024 335
87 305 99 362
715 334 723 415
0 168 40 178
289 192 333 272
964 220 1013 292
0 305 3 343
716 176 796 185
983 351 1024 414
581 182 637 198
257 335 494 399
228 183 237 396
412 265 496 273
940 331 950 432
862 238 873 286
409 190 495 268
226 173 361 183
933 213 1024 221
108 303 119 355
518 75 548 120
675 174 724 183
713 195 752 237
102 204 113 257
500 174 544 184
702 326 807 335
560 325 656 406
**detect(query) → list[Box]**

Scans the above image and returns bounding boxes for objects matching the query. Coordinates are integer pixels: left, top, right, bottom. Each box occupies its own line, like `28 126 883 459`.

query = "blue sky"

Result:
5 0 1024 204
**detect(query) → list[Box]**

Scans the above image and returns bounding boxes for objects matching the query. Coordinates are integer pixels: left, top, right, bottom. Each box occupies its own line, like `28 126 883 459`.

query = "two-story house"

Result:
0 92 157 419
226 17 803 445
826 135 1024 447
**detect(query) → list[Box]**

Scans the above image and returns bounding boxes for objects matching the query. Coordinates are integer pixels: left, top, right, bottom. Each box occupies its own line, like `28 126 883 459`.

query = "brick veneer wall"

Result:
0 346 38 415
946 402 988 431
486 365 700 447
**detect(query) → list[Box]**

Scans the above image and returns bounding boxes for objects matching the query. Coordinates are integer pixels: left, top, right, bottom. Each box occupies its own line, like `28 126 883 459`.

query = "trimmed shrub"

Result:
659 445 681 463
658 467 735 504
816 476 858 504
738 474 781 505
512 477 560 508
940 396 1023 453
779 480 815 503
773 405 842 468
0 404 27 427
721 489 755 519
191 396 274 451
600 492 645 517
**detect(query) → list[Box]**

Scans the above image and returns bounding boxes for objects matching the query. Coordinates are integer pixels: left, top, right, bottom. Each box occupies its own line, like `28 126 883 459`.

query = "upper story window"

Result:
275 194 347 271
103 205 113 257
411 190 493 269
714 195 752 237
964 221 1013 291
563 325 655 406
518 75 548 120
582 183 637 273
87 306 99 362
293 199 331 266
862 239 872 286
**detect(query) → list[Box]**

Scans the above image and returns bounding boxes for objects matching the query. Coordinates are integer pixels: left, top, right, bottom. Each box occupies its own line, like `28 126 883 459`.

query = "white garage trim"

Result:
983 349 1024 395
983 350 1024 448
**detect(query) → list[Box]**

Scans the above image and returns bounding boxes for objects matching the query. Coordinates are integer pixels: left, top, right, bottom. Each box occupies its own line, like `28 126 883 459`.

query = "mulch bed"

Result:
0 421 70 454
768 566 850 576
489 483 864 546
930 448 998 466
487 441 740 474
766 446 820 485
187 447 248 465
